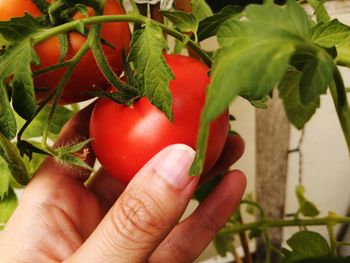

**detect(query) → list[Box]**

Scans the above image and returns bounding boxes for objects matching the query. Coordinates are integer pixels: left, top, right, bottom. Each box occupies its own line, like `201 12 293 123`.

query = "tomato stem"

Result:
31 14 212 67
41 42 90 152
33 61 72 77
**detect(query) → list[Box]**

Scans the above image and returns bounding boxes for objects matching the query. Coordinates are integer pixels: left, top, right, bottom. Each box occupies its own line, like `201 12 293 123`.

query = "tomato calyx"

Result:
87 86 140 106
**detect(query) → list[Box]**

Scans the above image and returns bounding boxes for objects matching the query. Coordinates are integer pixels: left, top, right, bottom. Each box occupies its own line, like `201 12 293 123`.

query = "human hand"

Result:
0 105 246 263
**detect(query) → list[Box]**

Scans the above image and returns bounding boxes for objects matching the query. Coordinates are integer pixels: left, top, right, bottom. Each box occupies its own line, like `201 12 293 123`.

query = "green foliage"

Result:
128 22 175 121
278 69 320 130
214 233 234 257
0 186 18 225
295 185 320 217
161 10 198 33
56 139 92 170
197 6 241 42
281 231 331 262
190 0 213 22
0 157 11 200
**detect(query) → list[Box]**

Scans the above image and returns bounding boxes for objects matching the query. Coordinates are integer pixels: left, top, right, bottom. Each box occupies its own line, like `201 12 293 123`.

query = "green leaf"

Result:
0 156 11 200
311 19 350 48
250 96 268 109
191 0 213 22
197 6 241 42
0 186 17 224
193 176 222 202
295 185 320 217
278 69 320 130
0 133 30 185
286 230 330 258
0 16 43 121
16 106 73 140
0 83 16 140
161 10 198 33
337 35 350 65
58 153 92 171
298 53 334 104
0 13 44 41
214 233 234 257
190 0 314 175
128 23 174 121
56 139 92 170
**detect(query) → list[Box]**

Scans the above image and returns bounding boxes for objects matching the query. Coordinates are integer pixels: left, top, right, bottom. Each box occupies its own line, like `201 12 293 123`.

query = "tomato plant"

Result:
0 0 130 104
0 0 350 262
90 54 229 184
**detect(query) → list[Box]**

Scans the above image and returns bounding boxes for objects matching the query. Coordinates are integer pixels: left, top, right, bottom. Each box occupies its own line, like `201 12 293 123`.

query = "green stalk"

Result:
41 42 90 152
306 0 331 23
327 222 337 256
31 14 212 66
219 215 350 235
331 69 350 155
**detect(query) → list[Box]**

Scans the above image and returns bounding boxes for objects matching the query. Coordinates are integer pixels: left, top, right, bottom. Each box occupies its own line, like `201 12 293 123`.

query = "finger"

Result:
34 103 96 183
87 168 126 211
200 134 245 185
67 144 199 263
150 170 246 263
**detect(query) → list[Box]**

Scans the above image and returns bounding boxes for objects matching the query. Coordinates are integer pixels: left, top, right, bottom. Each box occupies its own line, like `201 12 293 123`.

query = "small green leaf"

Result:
128 23 174 121
0 83 17 139
58 153 92 171
214 233 233 257
190 0 213 22
58 139 91 154
311 19 350 48
337 35 350 64
295 186 320 217
161 10 198 33
278 69 320 130
0 186 17 224
250 96 268 109
197 6 241 42
0 157 11 200
286 230 330 257
299 53 335 105
16 106 73 140
193 176 222 203
0 133 30 185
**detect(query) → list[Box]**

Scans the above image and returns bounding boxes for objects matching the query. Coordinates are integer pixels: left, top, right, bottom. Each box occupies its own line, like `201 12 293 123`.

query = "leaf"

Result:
193 176 222 202
0 186 17 224
337 35 350 65
295 185 320 217
16 106 73 140
197 6 241 42
56 139 92 170
250 96 268 109
278 69 320 130
190 0 314 175
0 156 11 200
128 23 174 121
191 0 213 22
299 53 335 104
286 230 330 258
311 19 350 48
161 10 198 33
0 82 17 139
214 233 234 257
0 133 30 185
0 15 43 121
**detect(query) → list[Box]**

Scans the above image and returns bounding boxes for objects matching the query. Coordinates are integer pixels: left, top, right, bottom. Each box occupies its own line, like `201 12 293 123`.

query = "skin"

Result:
0 105 246 263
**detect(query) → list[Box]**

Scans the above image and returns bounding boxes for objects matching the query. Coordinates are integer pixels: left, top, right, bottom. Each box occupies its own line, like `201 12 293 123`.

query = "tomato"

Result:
0 0 130 104
90 54 229 184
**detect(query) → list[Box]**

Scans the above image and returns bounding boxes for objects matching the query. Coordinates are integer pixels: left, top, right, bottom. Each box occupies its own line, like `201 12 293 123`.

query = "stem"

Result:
31 14 212 67
331 69 350 155
129 0 140 15
231 243 243 263
41 42 90 151
219 215 350 235
327 222 337 256
306 0 331 23
238 211 253 263
33 61 72 77
263 228 271 263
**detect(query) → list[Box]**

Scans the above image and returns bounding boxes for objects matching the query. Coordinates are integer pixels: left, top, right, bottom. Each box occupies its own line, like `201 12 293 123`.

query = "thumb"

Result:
66 144 198 263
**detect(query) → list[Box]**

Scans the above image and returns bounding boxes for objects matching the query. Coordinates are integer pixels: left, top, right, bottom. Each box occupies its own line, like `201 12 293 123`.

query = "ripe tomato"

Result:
90 54 229 184
0 0 130 104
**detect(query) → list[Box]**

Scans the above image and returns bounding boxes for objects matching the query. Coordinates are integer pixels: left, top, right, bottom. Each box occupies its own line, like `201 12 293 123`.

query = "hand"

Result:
0 105 246 263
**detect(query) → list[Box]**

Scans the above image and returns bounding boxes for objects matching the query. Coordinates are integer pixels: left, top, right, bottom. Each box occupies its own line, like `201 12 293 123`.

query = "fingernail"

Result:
153 144 196 189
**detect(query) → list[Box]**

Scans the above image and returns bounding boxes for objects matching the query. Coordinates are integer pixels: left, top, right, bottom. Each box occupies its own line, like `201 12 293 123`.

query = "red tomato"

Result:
0 0 130 104
90 54 229 184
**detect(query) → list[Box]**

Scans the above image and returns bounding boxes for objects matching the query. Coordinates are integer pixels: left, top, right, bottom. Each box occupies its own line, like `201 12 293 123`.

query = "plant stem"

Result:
327 222 337 256
331 69 350 155
263 228 271 263
33 61 72 77
31 14 212 67
41 42 90 151
219 215 350 235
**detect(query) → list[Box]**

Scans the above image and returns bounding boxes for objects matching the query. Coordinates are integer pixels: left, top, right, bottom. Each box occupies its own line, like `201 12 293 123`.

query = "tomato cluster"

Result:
0 0 130 103
1 1 229 184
